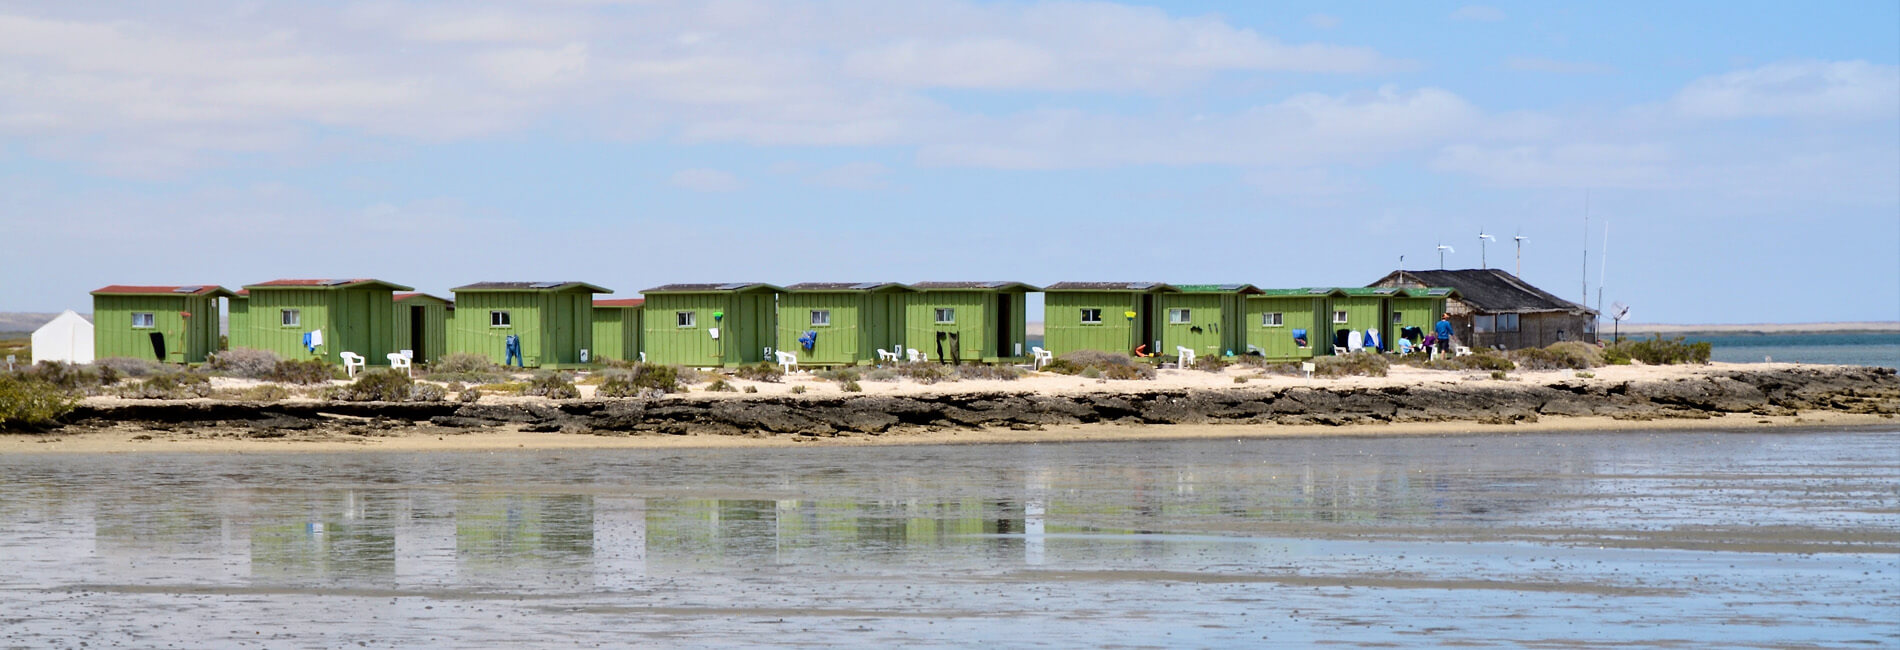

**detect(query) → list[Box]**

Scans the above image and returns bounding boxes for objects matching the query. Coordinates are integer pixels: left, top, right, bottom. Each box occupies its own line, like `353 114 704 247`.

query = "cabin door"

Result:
410 306 426 361
993 296 1013 358
1138 294 1156 353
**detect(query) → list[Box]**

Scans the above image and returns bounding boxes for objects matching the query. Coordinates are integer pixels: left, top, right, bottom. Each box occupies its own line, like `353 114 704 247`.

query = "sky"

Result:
2 0 1896 324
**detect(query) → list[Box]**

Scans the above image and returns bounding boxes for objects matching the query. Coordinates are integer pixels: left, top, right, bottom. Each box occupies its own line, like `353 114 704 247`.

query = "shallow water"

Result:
1695 332 1900 368
2 430 1897 648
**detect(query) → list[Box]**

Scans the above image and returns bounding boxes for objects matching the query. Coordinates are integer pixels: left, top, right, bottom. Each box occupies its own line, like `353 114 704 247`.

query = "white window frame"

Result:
1473 314 1496 333
1262 312 1283 327
131 312 155 329
934 308 955 324
489 310 511 328
281 309 301 327
1168 308 1190 324
1079 308 1102 324
1333 310 1349 324
1391 312 1404 324
676 311 696 328
810 309 831 327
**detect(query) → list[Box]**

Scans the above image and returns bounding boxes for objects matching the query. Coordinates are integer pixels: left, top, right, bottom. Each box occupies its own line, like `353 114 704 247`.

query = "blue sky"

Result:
3 0 1896 324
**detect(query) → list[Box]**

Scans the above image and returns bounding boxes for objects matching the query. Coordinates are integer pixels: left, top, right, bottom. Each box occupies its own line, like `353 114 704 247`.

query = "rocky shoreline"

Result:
48 365 1900 440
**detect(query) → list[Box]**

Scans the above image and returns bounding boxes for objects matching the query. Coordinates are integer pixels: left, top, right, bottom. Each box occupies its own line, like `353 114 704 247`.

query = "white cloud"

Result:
1673 60 1900 120
1505 56 1614 75
1305 14 1341 29
669 168 744 192
1450 5 1505 22
1431 143 1676 189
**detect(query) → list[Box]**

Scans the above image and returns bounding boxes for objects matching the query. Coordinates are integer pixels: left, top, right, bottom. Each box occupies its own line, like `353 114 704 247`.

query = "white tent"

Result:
31 310 94 365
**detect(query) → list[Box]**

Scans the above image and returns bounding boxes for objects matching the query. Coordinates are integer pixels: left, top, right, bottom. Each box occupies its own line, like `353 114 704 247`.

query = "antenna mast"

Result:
1597 221 1609 315
1581 190 1590 306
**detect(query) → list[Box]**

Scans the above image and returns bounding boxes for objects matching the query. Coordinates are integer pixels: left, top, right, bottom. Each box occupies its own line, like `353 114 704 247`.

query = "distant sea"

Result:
1667 332 1900 368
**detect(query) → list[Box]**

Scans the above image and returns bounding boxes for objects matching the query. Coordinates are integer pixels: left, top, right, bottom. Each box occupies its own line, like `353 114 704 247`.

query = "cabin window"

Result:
934 308 955 324
810 310 831 327
1473 315 1495 333
1262 312 1283 327
489 311 511 328
1333 310 1348 324
1168 309 1190 324
676 311 696 328
131 312 155 329
1392 312 1404 324
1079 308 1102 324
281 309 300 327
1497 313 1520 332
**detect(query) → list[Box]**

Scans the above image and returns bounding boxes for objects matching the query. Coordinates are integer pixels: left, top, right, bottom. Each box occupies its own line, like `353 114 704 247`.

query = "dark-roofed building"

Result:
91 284 236 363
449 281 612 368
777 283 914 366
1371 269 1597 349
1042 282 1179 356
231 279 413 364
641 283 783 366
905 281 1040 363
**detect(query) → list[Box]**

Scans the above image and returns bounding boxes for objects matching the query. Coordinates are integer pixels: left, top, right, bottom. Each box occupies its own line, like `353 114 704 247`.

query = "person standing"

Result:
1434 313 1455 357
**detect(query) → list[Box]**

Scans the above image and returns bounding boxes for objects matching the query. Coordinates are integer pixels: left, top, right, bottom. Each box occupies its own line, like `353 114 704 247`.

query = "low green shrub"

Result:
329 370 413 402
1511 342 1602 370
459 387 482 403
269 359 339 385
598 364 681 397
742 385 758 393
733 362 784 383
118 372 213 399
1419 350 1516 372
840 379 863 392
240 384 291 402
0 375 78 431
1190 354 1229 372
1605 336 1711 365
956 364 1024 381
790 385 808 394
428 353 512 383
525 372 580 399
1491 370 1509 380
863 368 899 382
208 348 281 378
1042 350 1155 380
95 357 162 379
26 362 117 393
706 378 737 392
896 363 955 384
1313 352 1390 378
816 368 861 383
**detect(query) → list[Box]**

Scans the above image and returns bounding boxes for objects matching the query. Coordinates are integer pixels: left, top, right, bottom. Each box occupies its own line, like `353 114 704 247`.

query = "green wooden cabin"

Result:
229 290 249 343
777 283 913 366
641 283 783 367
903 282 1038 363
392 293 452 364
1041 282 1178 356
1388 287 1457 349
1243 288 1339 361
448 282 610 368
1156 284 1260 359
1328 287 1398 351
232 279 413 365
90 284 235 364
591 298 645 363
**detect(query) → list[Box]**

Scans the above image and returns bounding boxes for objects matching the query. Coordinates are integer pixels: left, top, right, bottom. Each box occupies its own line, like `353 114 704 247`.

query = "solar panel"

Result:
717 283 752 290
320 279 351 286
1307 288 1330 294
529 282 564 289
173 286 201 293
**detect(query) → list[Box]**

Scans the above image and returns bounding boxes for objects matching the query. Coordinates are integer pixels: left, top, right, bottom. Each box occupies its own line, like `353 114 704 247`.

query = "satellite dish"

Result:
1610 301 1631 321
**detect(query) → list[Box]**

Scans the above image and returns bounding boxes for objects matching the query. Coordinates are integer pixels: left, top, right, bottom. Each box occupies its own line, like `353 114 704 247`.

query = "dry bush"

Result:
1313 352 1390 378
599 364 681 397
1190 354 1229 372
896 363 954 384
269 359 339 385
429 353 512 383
524 372 579 399
1043 350 1155 380
329 370 413 402
241 384 291 402
95 357 162 379
1511 342 1603 370
0 375 78 431
118 372 213 399
411 383 448 402
733 363 784 383
955 364 1023 381
208 348 281 378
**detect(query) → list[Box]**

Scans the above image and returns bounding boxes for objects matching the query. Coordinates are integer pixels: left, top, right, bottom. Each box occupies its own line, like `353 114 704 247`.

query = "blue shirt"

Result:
1435 319 1454 339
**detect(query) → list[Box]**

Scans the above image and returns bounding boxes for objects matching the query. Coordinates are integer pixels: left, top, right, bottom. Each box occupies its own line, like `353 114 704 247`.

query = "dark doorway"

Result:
1138 294 1156 353
994 296 1014 358
410 306 426 361
149 332 167 361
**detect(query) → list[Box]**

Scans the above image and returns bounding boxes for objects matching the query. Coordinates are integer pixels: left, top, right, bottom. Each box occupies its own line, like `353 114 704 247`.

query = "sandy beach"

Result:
8 361 1895 454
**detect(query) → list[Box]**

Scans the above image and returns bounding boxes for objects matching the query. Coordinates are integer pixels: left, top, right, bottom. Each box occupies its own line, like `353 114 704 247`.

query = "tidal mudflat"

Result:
2 429 1895 647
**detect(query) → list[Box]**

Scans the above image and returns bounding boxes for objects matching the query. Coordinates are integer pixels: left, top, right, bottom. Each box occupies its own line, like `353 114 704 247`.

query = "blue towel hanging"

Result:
798 330 817 351
1291 328 1308 347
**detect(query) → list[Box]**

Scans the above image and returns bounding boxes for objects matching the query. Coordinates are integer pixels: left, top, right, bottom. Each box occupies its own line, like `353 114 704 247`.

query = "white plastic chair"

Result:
386 352 413 377
340 351 366 378
1333 346 1349 356
906 348 926 363
1176 346 1196 367
877 349 900 364
774 350 798 372
1455 345 1474 357
1031 346 1054 370
638 352 646 363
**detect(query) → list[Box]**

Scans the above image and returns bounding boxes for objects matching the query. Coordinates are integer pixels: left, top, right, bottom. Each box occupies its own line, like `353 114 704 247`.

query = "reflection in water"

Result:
1 432 1895 647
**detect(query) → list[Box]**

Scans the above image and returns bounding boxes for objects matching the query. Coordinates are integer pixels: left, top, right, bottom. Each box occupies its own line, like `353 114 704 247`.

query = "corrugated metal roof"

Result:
910 281 1042 291
392 292 451 303
593 298 646 308
1372 269 1594 315
642 283 785 293
247 279 415 291
1338 287 1401 297
91 285 236 297
1043 282 1177 292
1252 288 1341 297
453 281 612 293
783 282 912 292
1173 283 1262 294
